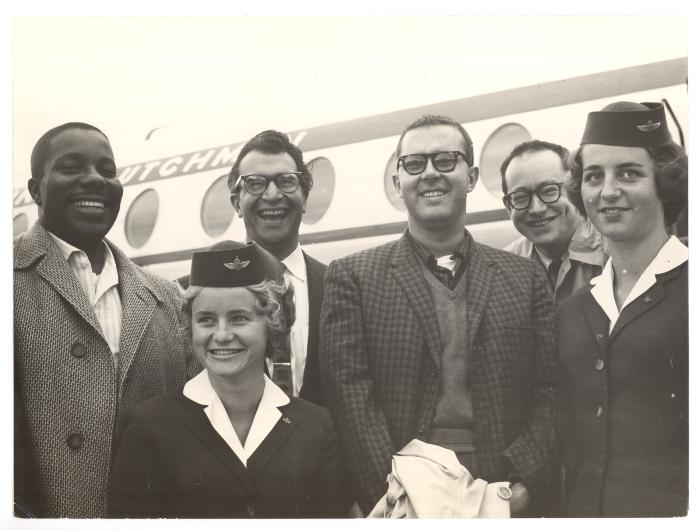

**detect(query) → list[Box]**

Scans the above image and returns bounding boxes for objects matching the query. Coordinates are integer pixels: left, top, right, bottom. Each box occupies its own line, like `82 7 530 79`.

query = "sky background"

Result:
10 15 689 188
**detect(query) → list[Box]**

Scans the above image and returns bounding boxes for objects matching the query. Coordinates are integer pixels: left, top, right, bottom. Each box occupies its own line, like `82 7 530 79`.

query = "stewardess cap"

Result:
190 240 284 287
580 101 672 148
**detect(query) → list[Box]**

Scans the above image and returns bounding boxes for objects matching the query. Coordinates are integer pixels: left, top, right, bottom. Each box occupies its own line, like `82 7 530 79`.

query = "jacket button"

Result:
66 432 84 450
71 343 87 358
595 334 605 342
594 358 605 371
245 504 255 517
497 486 512 500
595 405 604 418
670 393 677 399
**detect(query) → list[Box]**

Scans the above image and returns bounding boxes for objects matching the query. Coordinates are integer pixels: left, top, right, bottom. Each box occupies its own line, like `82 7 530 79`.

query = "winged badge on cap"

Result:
223 257 250 270
637 120 661 133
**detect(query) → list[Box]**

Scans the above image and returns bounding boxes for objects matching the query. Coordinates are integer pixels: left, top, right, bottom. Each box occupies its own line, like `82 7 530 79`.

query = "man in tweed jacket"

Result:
320 115 557 515
14 122 198 517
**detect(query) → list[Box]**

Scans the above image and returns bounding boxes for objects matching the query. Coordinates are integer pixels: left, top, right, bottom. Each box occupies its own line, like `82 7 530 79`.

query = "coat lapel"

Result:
108 243 161 387
177 396 256 494
247 404 297 479
17 223 103 336
609 266 682 342
389 234 443 368
464 242 494 354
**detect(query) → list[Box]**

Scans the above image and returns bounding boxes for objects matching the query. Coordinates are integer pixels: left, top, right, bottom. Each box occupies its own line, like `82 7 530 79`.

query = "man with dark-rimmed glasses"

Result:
501 140 606 306
321 114 558 516
226 130 327 405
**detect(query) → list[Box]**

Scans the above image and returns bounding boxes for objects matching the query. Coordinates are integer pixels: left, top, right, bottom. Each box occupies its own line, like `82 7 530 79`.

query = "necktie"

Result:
271 265 294 396
547 258 562 288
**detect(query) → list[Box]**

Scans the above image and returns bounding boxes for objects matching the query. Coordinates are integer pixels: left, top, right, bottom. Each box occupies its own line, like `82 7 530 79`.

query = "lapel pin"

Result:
282 417 291 424
643 296 653 303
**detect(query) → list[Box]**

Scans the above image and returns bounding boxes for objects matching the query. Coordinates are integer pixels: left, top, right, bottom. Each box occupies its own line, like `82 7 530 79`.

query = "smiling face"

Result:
231 150 306 259
28 127 122 247
504 149 581 259
192 287 269 384
580 144 665 244
393 125 478 232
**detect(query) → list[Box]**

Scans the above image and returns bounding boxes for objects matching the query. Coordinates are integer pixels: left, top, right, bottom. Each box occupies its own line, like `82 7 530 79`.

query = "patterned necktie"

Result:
271 265 294 396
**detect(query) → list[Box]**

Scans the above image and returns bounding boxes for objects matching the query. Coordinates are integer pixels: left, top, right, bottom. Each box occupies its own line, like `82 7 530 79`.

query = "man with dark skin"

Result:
14 122 196 517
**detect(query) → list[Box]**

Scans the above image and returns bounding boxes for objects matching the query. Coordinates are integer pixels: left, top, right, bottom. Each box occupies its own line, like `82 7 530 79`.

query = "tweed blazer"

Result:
558 262 688 517
320 230 557 513
107 389 350 518
14 222 199 518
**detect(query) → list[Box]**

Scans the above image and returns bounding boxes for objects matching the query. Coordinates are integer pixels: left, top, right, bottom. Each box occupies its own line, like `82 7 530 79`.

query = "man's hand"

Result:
509 482 531 514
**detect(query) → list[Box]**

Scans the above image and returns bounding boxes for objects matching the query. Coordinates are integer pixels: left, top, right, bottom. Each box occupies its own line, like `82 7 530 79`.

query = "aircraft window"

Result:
479 123 531 201
125 188 159 249
13 213 29 236
384 152 405 212
303 157 335 224
201 174 235 237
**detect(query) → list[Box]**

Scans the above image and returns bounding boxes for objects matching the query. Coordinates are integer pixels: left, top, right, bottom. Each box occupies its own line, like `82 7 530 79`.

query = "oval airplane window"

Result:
125 188 159 249
384 152 405 212
13 213 29 236
479 123 531 200
303 157 335 225
201 174 235 237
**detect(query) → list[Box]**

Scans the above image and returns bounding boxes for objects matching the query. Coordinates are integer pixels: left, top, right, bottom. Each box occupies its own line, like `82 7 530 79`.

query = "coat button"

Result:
66 432 84 450
497 486 512 500
670 393 677 399
594 358 605 371
245 504 256 516
595 405 604 418
595 333 605 342
71 343 87 358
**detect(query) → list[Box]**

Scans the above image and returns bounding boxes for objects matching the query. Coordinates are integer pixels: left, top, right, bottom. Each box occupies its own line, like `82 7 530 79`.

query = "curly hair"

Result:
567 141 688 227
180 280 296 361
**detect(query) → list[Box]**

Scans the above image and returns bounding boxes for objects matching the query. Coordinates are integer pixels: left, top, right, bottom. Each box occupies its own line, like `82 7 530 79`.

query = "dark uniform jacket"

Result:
320 230 558 513
107 386 349 518
14 222 198 517
559 260 688 517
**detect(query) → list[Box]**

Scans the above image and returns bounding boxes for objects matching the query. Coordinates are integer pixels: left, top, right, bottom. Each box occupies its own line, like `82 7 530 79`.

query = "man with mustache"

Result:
501 140 605 306
14 122 198 517
228 130 326 405
320 115 558 516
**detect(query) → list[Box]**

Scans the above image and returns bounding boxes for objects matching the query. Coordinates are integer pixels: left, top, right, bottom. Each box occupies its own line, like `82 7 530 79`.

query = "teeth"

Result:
421 190 446 198
601 208 625 214
209 349 240 356
528 218 554 227
259 209 286 218
73 200 105 208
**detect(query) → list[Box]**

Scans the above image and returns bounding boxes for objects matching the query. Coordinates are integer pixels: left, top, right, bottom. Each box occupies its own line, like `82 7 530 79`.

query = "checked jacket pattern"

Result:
320 230 557 514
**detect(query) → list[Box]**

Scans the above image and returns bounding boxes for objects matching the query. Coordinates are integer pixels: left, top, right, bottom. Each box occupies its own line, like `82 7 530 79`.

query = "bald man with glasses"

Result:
320 114 558 516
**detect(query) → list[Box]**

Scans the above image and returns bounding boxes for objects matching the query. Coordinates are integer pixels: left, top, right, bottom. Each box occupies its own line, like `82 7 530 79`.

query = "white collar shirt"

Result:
275 244 309 397
183 370 291 468
48 232 122 364
533 219 606 290
590 236 688 333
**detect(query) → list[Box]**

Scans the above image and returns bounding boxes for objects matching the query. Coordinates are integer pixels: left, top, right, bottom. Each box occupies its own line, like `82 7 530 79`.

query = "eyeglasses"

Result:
397 151 467 175
235 172 301 195
503 182 563 210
